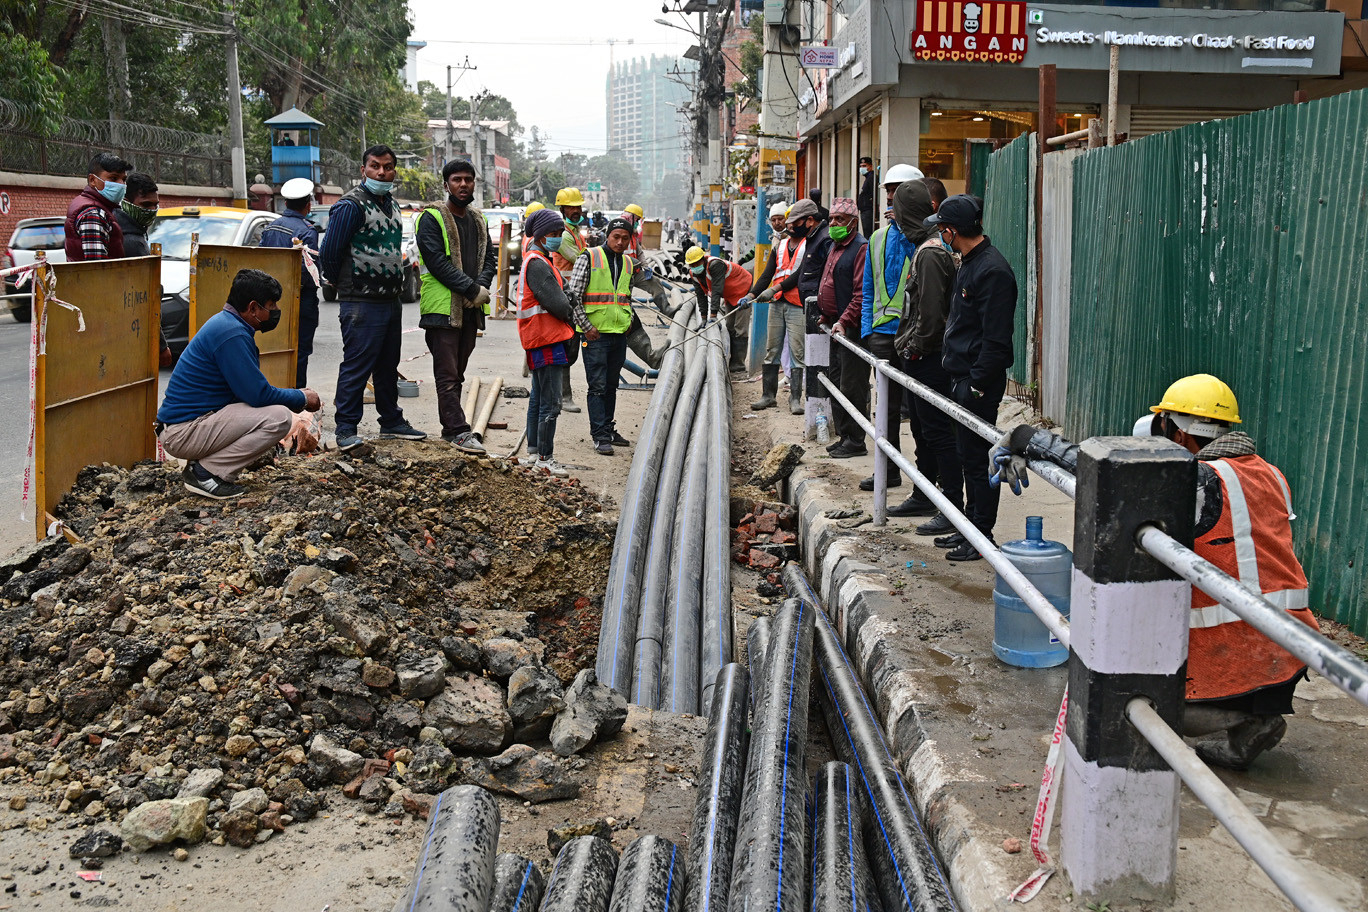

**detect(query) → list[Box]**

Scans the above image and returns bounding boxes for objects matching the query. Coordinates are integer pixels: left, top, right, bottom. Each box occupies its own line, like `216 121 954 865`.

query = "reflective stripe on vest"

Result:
771 237 806 306
1186 454 1319 701
870 227 913 329
583 246 634 333
517 251 575 350
552 225 588 276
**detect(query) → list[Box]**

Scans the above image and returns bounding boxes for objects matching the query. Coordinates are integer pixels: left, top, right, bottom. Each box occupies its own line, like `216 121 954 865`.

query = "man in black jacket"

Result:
924 195 1016 561
857 157 875 237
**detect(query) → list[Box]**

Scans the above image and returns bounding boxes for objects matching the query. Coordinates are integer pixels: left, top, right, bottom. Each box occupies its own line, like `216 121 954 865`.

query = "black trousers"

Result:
905 354 963 512
425 318 480 437
833 335 869 444
951 374 1006 536
865 332 902 480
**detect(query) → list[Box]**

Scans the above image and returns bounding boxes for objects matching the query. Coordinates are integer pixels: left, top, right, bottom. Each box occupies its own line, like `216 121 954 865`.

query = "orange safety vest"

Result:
701 257 754 306
552 224 591 276
770 236 807 306
517 250 575 352
1187 454 1320 701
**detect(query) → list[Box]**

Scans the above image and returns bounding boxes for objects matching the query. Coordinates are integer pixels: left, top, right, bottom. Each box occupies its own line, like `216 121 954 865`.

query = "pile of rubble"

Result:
730 496 799 572
0 442 625 855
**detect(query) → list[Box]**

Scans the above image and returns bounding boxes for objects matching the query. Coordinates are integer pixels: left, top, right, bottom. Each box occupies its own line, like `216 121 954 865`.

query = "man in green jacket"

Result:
416 159 498 453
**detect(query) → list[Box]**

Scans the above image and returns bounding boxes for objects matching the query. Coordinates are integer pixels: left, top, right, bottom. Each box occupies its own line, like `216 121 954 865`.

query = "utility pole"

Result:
359 108 367 156
224 1 247 206
445 56 477 165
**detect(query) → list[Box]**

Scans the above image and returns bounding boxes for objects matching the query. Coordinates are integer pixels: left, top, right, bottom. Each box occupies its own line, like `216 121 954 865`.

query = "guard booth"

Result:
264 106 323 189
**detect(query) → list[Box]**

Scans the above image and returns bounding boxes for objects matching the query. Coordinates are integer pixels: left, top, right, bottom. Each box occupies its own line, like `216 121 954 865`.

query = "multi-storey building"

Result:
607 55 698 197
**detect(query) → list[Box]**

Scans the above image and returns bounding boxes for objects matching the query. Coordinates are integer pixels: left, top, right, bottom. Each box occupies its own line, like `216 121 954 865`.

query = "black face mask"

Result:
257 308 281 333
789 224 809 240
449 191 473 208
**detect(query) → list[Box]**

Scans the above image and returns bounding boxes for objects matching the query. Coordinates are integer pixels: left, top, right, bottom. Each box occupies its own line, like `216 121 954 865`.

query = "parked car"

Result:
315 204 420 304
4 217 68 322
482 207 524 274
146 206 277 358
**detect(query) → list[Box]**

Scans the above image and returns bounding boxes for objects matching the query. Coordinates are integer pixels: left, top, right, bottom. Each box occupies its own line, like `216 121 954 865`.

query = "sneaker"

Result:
829 440 868 459
182 463 246 500
859 474 901 492
445 431 486 455
890 493 938 518
610 431 631 447
379 422 428 440
536 457 570 478
916 513 957 536
336 431 364 452
947 539 990 562
934 531 967 549
825 437 847 454
595 441 615 456
519 451 541 467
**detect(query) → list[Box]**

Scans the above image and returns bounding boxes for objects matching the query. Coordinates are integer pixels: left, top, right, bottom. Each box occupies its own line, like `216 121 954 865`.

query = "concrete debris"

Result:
119 797 208 851
458 744 581 803
68 828 122 859
747 443 804 489
507 665 567 741
547 818 614 856
550 670 629 757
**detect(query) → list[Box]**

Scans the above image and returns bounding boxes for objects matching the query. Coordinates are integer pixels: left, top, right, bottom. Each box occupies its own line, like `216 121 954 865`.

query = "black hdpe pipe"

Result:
726 598 815 912
812 761 884 912
392 785 499 912
781 563 957 912
700 321 734 715
662 409 709 715
489 852 545 912
744 616 771 713
685 663 750 912
633 340 709 708
540 835 621 912
608 834 687 912
597 308 698 696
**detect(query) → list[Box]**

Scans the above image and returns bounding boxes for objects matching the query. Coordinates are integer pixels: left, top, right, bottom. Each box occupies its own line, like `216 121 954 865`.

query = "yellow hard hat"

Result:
1150 374 1242 424
684 246 706 265
555 187 584 207
524 201 545 218
624 203 645 219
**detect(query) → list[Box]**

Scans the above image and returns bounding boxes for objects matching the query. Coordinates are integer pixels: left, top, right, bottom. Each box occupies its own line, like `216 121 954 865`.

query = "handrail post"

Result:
803 316 831 439
1063 436 1195 903
872 364 889 525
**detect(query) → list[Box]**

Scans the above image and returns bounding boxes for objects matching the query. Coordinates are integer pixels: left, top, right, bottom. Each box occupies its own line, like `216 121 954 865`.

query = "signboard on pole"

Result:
799 46 840 68
587 181 603 191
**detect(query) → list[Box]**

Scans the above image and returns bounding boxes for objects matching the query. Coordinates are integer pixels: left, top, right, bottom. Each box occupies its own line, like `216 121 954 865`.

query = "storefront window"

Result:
920 109 1093 196
1058 0 1324 10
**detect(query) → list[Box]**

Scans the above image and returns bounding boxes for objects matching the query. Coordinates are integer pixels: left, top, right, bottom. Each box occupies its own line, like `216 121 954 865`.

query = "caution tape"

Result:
294 239 322 288
21 267 87 525
1007 684 1069 903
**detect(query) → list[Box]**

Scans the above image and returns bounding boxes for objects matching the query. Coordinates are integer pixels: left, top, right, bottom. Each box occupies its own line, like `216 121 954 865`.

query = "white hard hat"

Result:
1132 414 1156 436
769 200 788 219
281 177 315 200
883 164 925 187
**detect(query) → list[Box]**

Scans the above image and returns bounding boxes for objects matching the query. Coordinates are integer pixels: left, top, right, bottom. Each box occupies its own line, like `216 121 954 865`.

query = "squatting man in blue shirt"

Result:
155 268 322 500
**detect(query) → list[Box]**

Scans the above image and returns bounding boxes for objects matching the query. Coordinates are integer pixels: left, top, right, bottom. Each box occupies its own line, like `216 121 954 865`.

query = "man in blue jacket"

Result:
259 177 321 387
156 269 321 500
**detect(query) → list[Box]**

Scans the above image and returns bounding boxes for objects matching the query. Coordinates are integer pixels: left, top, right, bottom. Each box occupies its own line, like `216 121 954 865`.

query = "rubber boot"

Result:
560 364 581 413
751 364 779 410
626 320 664 370
789 367 805 415
1196 714 1287 770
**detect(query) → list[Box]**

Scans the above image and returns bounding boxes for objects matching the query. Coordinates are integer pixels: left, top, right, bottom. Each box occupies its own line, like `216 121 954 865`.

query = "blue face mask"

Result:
363 178 394 195
543 236 563 253
97 179 126 205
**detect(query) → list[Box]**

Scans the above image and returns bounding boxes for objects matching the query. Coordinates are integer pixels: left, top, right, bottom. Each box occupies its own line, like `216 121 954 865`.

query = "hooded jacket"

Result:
891 180 957 358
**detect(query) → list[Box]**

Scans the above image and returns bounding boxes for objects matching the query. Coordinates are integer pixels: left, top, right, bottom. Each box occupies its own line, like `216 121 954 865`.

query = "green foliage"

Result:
0 33 65 133
396 165 439 201
736 15 763 113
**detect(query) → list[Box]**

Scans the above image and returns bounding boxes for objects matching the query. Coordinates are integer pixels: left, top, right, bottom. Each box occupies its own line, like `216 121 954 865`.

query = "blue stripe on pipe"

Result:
698 670 734 912
406 790 446 912
664 844 679 907
774 597 808 912
512 862 532 911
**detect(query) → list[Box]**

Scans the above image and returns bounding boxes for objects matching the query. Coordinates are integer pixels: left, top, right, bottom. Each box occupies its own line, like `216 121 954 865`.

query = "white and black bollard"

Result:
1061 437 1195 902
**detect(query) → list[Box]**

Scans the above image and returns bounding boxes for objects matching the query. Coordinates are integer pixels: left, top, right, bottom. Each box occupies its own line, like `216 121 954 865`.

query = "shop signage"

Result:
913 0 1028 64
800 46 840 68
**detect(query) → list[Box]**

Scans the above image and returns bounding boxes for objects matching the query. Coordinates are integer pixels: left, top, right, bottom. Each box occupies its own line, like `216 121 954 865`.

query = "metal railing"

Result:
818 328 1366 911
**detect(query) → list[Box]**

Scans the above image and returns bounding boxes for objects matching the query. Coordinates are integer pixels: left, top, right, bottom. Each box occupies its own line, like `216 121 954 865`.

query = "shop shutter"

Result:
1128 107 1253 138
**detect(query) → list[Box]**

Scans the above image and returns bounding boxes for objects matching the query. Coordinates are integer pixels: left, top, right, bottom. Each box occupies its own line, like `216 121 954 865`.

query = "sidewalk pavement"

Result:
742 377 1367 911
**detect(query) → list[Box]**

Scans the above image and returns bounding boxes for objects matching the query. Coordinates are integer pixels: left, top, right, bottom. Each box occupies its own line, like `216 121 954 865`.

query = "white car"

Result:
4 217 68 322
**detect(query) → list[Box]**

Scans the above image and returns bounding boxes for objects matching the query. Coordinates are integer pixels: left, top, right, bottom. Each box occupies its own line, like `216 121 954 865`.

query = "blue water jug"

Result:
993 516 1071 668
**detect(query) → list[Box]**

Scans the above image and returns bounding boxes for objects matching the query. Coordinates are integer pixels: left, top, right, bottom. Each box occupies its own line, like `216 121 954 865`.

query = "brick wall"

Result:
0 173 232 247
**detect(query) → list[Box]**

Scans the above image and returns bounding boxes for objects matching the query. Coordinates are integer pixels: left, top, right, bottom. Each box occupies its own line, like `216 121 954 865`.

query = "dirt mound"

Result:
0 442 612 838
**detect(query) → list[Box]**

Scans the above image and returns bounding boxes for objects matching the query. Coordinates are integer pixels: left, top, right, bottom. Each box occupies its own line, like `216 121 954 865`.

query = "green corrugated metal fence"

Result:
1069 90 1368 635
982 132 1032 386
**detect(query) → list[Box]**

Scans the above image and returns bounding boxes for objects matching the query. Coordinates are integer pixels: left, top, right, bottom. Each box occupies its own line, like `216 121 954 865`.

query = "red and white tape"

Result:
21 268 87 524
1008 684 1069 903
294 239 322 288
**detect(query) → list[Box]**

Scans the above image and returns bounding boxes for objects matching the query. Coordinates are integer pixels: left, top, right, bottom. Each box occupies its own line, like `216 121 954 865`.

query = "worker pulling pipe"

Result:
700 321 734 715
811 761 883 912
726 598 815 912
685 663 751 912
489 853 545 912
781 563 957 912
540 835 620 912
608 835 687 912
391 785 500 912
662 413 710 714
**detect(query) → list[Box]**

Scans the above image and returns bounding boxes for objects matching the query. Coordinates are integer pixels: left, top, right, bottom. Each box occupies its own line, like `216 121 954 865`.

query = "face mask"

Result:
939 229 955 250
97 179 126 205
689 264 705 276
859 166 869 176
120 198 157 228
543 236 563 253
829 225 851 242
788 224 808 240
257 307 281 333
363 178 393 195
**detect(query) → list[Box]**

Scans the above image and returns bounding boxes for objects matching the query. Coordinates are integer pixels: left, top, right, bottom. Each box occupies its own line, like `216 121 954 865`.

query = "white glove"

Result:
756 287 777 304
988 430 1030 495
473 286 491 308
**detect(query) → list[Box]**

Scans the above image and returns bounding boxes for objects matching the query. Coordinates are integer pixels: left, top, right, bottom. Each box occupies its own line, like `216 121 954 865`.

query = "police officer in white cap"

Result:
259 177 322 386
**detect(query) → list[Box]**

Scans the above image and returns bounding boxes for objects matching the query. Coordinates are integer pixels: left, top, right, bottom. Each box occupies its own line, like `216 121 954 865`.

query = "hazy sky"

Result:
408 0 697 157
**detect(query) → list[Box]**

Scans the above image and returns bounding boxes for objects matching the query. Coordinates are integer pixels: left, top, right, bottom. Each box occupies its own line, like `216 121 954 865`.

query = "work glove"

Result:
472 286 491 309
988 430 1029 495
736 294 754 309
756 286 777 304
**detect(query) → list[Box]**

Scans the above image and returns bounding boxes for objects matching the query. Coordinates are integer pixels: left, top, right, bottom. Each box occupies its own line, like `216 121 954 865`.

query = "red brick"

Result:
748 550 781 570
754 513 778 534
771 530 795 545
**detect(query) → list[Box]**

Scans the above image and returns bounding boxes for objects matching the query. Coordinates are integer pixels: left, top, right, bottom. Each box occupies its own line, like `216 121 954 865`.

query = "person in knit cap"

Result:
820 197 871 457
516 208 578 478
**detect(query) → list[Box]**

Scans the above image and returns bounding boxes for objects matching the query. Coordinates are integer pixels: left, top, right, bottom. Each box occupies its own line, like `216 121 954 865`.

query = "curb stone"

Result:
786 464 1016 911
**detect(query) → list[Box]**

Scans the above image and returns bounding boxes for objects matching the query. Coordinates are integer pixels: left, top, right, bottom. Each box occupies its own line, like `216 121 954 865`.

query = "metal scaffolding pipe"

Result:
701 322 734 714
597 309 697 695
811 761 882 912
662 416 710 715
727 598 815 912
634 344 710 707
608 835 687 912
489 852 545 912
392 785 500 912
540 836 621 912
685 663 751 912
782 563 956 912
